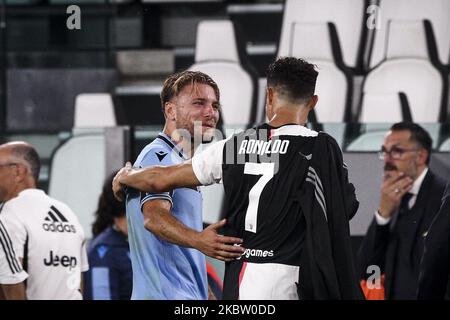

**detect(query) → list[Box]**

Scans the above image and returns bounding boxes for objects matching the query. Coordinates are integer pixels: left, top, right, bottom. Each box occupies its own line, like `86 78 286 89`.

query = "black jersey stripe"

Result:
0 220 22 273
306 177 328 222
306 167 328 221
50 205 68 222
307 172 326 208
47 210 59 222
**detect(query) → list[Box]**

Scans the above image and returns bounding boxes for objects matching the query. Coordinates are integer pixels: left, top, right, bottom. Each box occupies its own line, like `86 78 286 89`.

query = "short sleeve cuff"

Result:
0 270 28 285
140 193 173 211
191 156 211 185
81 263 89 273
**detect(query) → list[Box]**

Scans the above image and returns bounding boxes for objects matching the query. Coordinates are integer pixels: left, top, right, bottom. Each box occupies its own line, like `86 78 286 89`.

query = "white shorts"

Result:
238 262 300 300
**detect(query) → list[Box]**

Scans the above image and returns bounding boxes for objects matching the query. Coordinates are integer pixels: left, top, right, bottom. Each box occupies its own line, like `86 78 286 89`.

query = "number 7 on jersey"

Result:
244 162 275 233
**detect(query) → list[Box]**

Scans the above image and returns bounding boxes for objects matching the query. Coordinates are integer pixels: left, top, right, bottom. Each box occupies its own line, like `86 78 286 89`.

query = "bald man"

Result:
0 142 89 300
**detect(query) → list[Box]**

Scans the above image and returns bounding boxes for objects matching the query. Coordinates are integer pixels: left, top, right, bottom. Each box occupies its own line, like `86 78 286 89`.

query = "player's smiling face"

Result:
172 82 220 142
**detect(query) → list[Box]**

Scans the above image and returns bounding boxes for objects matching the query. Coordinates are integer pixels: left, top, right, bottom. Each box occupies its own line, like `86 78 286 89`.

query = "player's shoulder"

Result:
139 137 169 156
47 196 85 231
48 196 77 217
317 131 342 152
135 138 178 167
1 189 44 217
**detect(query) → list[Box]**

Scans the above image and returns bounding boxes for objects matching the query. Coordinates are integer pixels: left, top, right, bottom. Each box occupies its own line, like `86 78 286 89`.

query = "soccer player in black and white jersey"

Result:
113 57 363 300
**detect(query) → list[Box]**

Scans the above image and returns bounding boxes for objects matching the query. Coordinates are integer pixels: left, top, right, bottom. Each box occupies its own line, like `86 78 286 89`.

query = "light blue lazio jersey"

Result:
126 132 207 300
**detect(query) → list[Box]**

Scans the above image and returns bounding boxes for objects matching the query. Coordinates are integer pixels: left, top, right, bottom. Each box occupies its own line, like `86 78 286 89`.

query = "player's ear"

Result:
165 101 176 121
13 163 28 183
308 95 318 110
416 148 428 166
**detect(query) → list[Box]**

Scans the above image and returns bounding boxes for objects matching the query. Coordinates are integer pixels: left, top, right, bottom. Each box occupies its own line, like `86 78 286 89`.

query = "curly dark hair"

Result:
266 57 318 104
92 171 125 237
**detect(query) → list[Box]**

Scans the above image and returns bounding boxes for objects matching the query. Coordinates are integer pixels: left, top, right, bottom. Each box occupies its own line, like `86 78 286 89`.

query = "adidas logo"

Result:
42 205 76 233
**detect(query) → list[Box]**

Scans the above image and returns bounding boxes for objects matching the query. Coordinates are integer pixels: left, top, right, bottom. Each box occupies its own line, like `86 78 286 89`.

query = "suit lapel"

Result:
404 171 434 261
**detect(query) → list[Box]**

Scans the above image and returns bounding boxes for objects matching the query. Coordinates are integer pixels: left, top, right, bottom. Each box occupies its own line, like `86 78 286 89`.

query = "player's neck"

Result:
162 125 195 158
3 183 35 202
268 107 309 128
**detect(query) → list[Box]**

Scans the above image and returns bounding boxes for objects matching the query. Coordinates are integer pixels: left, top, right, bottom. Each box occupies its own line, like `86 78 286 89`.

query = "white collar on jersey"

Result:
18 188 45 197
158 132 189 160
270 124 318 137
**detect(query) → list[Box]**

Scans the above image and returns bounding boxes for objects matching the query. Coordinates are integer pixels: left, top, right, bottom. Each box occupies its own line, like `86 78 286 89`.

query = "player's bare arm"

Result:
1 283 26 300
142 200 245 262
113 161 199 201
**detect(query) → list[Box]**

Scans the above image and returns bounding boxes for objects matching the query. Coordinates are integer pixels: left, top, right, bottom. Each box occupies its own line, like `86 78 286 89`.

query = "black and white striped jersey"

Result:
192 123 320 299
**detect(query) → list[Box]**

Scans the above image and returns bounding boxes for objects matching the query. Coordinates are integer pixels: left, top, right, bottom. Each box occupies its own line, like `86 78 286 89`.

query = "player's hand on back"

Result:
112 162 133 201
196 219 245 262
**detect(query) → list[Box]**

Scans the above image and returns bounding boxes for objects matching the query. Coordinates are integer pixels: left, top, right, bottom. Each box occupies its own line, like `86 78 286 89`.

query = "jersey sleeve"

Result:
191 138 227 186
136 147 176 210
1 207 28 258
326 133 359 220
0 218 28 284
80 240 89 272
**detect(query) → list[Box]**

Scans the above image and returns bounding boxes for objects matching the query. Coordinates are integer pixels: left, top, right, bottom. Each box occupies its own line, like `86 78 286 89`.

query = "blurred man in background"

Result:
0 141 88 299
359 123 446 299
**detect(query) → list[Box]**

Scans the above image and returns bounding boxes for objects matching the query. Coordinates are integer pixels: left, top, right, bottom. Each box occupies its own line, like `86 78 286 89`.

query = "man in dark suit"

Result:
417 176 449 299
358 122 446 300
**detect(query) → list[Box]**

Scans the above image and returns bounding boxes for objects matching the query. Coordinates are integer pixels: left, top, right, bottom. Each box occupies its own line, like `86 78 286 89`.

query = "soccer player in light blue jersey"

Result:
124 71 244 300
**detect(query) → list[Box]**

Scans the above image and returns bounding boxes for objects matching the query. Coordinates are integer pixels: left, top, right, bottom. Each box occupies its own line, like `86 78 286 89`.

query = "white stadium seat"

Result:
49 93 117 238
190 20 255 127
439 138 450 151
48 134 106 239
74 93 116 129
359 93 403 123
278 0 365 68
369 0 450 68
363 61 442 122
290 22 349 122
362 20 443 123
277 0 365 123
